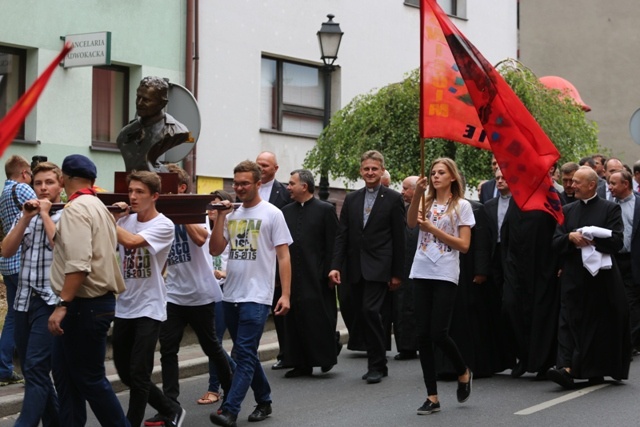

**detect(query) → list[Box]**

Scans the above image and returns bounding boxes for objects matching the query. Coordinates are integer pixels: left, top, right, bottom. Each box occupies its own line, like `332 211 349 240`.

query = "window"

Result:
92 65 129 149
404 0 467 18
0 46 26 140
261 57 325 136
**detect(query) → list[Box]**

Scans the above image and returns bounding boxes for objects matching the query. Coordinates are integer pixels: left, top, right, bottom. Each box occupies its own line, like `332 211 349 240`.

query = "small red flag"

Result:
0 42 73 158
420 0 563 224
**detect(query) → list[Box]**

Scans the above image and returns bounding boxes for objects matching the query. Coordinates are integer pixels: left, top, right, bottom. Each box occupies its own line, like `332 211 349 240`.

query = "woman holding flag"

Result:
407 157 474 415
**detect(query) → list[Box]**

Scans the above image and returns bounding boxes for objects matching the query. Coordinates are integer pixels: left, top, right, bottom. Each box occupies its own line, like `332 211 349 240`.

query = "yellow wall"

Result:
196 176 225 195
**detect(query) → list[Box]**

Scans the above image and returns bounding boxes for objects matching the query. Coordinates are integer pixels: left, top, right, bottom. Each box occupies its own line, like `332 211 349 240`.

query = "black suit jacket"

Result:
331 186 406 283
483 196 501 259
268 179 292 209
630 194 640 285
480 178 497 204
597 178 607 200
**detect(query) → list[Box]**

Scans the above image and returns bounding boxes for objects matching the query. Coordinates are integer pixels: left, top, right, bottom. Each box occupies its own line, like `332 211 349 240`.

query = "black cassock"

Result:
282 198 339 368
501 198 559 374
553 197 631 380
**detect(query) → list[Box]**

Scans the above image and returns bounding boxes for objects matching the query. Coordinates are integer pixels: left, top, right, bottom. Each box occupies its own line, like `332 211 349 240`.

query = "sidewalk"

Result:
0 315 348 419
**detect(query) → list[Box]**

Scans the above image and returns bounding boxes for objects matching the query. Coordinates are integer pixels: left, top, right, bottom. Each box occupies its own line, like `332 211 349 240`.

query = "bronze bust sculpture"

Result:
117 76 191 172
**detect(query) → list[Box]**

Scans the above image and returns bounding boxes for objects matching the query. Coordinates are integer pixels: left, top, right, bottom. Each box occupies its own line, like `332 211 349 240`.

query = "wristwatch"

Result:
55 297 70 308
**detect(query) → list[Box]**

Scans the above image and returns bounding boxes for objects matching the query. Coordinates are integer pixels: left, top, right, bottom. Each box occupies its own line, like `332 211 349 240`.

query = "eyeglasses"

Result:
232 181 255 189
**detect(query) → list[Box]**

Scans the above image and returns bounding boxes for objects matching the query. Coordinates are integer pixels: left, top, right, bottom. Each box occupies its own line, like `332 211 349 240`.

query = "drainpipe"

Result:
183 0 199 191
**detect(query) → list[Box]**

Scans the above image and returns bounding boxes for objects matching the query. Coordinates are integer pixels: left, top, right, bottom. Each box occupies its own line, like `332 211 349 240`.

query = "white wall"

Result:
197 0 518 185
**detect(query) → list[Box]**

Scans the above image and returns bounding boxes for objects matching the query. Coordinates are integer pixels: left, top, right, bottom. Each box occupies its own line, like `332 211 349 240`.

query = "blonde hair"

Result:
423 157 465 220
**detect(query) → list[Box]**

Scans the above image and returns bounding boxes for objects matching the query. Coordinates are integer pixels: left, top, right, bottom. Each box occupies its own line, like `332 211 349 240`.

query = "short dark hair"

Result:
612 170 633 188
127 170 162 194
361 150 385 168
579 156 595 168
560 162 580 175
291 169 315 194
592 153 607 164
233 160 262 183
633 160 640 174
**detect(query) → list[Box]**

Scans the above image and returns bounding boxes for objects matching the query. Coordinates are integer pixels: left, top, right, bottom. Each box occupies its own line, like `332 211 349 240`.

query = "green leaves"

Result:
304 60 599 190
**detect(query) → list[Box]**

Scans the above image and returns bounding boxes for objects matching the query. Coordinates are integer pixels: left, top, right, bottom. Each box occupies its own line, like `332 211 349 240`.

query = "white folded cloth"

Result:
577 226 612 276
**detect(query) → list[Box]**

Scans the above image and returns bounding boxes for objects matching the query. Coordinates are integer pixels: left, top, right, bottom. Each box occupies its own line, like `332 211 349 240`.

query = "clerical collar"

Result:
580 193 598 204
366 184 381 193
500 193 511 200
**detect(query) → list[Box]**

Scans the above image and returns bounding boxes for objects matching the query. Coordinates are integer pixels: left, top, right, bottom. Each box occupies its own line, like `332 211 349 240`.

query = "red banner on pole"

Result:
0 42 73 158
420 0 563 223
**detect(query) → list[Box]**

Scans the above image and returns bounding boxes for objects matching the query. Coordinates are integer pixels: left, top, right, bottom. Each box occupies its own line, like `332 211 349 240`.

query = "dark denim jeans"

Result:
113 316 178 427
0 273 18 378
51 293 129 427
159 302 232 404
14 295 60 427
207 300 236 393
221 302 271 416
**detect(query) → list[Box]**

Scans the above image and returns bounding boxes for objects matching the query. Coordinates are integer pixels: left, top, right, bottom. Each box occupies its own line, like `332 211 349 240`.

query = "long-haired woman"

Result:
407 157 474 415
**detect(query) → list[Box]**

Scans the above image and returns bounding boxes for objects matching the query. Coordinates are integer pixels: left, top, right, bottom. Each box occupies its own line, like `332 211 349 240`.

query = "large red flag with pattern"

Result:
420 0 563 223
0 42 73 158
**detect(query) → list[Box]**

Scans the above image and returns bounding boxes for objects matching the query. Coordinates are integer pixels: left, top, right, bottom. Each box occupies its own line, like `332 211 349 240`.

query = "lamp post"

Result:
317 14 343 201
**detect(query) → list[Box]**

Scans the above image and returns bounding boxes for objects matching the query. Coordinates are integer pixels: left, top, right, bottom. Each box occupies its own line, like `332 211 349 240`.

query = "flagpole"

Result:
420 137 426 221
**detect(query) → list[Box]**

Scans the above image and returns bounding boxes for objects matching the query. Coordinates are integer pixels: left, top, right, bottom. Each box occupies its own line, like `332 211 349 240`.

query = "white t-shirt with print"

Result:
116 213 174 321
409 198 475 285
165 220 223 306
223 200 292 305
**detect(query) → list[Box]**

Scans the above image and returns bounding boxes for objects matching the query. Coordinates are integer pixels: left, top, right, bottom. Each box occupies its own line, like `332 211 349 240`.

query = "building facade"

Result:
0 0 187 188
519 0 640 164
195 0 518 197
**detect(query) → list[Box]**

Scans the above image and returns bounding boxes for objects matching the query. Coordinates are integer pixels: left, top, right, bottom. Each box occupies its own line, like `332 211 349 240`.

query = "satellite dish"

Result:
629 108 640 145
160 83 201 162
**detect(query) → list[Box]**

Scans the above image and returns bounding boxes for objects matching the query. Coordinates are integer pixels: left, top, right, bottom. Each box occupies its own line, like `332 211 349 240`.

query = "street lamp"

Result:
317 14 343 201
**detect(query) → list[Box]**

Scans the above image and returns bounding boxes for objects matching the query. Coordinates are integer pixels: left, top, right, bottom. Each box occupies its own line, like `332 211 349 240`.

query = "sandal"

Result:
197 391 220 405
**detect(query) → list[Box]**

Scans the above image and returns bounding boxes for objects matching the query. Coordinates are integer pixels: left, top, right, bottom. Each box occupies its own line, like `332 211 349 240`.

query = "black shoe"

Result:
284 367 312 378
248 402 272 422
511 361 526 378
362 367 388 380
417 399 441 415
394 351 417 361
365 369 388 384
166 408 186 427
210 410 237 427
457 369 473 403
321 364 335 373
271 360 289 370
547 368 575 389
588 376 605 385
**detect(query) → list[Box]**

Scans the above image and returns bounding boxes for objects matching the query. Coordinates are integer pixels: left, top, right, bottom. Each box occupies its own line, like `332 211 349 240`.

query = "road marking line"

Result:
515 384 610 415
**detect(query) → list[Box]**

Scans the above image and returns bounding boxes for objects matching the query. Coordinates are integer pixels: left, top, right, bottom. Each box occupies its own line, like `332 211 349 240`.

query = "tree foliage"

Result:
304 60 600 189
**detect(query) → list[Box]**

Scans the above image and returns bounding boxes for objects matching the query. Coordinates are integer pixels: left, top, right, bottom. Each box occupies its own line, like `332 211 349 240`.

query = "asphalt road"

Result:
2 349 640 426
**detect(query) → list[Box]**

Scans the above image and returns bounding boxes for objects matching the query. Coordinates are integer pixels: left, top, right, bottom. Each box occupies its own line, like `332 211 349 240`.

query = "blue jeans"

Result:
14 295 59 427
0 273 18 378
221 302 271 416
207 301 236 393
51 293 130 427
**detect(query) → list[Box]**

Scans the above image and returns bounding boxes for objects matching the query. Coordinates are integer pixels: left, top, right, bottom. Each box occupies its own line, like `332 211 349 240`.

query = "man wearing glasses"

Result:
0 155 35 386
209 160 292 427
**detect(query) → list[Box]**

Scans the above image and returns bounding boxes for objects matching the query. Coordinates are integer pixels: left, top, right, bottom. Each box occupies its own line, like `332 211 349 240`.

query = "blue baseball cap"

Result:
62 154 97 180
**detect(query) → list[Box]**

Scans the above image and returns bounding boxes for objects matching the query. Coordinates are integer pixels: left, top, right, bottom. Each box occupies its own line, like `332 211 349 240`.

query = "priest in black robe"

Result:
500 175 559 378
548 166 631 388
281 169 340 377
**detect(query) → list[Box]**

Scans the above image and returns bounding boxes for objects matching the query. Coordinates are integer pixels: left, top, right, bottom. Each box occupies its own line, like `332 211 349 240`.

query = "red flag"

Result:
0 42 73 158
420 0 563 223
